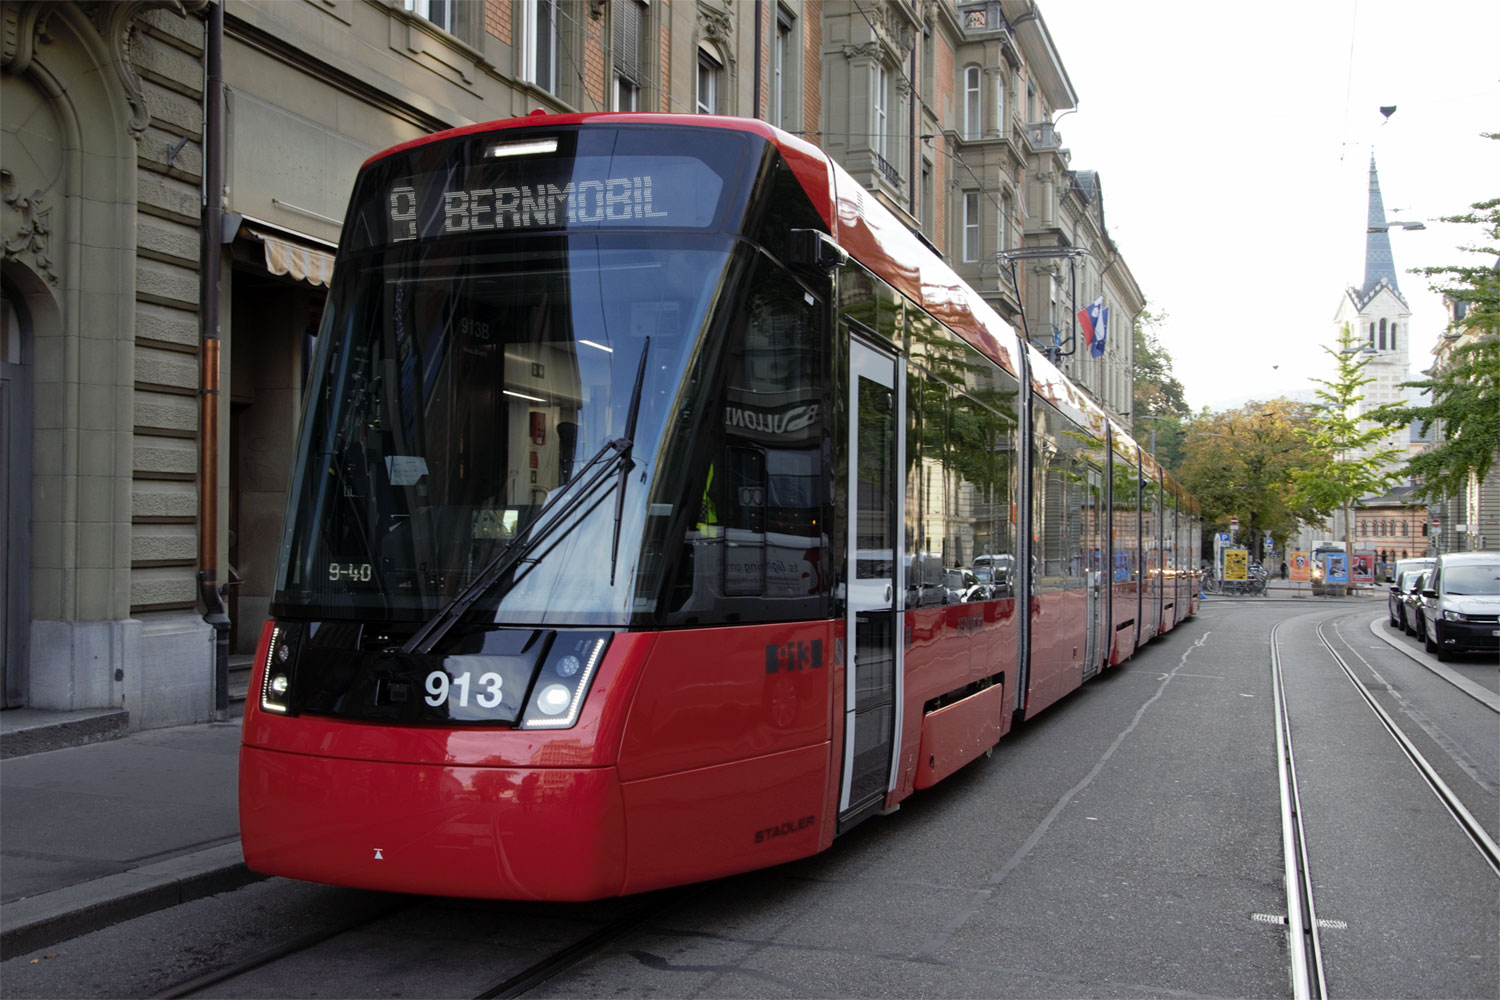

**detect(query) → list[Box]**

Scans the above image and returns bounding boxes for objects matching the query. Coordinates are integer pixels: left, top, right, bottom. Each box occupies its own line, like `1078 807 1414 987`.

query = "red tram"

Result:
239 113 1201 900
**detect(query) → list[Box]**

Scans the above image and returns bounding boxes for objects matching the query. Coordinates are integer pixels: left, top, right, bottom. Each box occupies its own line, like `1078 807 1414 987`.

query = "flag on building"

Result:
1094 303 1109 358
1077 296 1105 357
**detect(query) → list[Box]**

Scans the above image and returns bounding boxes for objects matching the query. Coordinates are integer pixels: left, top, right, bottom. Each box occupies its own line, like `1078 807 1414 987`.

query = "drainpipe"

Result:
909 0 919 217
199 0 229 717
753 1 763 120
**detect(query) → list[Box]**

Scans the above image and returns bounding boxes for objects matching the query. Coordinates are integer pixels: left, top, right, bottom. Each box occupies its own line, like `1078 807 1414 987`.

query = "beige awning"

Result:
246 227 335 287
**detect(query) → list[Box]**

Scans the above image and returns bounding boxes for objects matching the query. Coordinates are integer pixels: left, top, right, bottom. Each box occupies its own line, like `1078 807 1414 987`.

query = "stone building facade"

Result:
2 0 1139 728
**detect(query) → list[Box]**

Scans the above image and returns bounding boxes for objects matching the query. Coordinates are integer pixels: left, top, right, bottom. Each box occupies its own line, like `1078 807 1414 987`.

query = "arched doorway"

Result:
2 272 36 707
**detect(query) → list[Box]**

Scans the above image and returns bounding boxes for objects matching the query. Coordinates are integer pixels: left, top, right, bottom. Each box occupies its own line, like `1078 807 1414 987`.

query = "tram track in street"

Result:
1313 617 1500 874
1268 609 1500 1000
152 893 413 999
152 883 697 999
1268 617 1329 1000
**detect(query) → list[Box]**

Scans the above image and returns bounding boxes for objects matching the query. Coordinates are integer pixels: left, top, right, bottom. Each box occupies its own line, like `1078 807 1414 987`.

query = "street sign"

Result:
1217 532 1231 543
1229 517 1239 529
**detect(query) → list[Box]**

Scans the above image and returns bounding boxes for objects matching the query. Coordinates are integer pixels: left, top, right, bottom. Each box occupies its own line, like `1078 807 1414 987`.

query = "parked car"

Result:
1419 552 1500 661
1388 568 1428 633
1403 570 1430 637
1387 555 1435 585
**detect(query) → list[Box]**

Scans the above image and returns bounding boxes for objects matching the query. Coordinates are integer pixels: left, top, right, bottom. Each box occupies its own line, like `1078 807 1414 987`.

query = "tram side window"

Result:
1141 477 1159 580
662 256 830 625
910 372 948 607
1034 402 1087 593
904 339 1019 606
1111 455 1140 585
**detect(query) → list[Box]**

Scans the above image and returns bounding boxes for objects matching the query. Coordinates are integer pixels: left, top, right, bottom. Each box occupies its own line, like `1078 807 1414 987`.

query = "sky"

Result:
1038 0 1500 412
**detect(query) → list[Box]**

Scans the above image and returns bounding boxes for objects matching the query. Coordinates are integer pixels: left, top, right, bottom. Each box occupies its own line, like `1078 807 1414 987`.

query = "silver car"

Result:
1404 570 1430 637
1389 568 1427 633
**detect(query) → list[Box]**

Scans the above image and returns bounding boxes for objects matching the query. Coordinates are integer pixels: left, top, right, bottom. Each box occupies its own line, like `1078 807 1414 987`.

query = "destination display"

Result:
349 128 744 250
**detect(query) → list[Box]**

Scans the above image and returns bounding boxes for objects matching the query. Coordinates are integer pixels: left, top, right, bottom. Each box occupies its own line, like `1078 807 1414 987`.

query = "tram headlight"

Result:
521 635 610 729
260 623 301 714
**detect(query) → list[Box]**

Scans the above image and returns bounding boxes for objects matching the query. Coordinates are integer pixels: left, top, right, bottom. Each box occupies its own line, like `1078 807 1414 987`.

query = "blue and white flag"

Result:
1094 302 1109 358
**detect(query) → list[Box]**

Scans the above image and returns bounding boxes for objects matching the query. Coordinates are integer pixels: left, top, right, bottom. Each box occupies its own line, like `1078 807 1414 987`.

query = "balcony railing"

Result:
873 150 901 187
1024 120 1060 149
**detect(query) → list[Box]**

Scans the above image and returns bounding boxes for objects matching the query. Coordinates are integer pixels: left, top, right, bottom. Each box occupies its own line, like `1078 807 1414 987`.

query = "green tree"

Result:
1290 324 1406 587
1132 308 1190 469
1374 187 1500 500
1176 399 1322 558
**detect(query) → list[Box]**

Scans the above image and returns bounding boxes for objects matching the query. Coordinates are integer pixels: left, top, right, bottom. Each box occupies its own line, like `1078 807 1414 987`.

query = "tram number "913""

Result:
424 669 504 709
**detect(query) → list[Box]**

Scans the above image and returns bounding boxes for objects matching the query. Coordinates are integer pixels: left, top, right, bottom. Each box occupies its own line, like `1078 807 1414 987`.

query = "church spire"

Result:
1362 154 1400 296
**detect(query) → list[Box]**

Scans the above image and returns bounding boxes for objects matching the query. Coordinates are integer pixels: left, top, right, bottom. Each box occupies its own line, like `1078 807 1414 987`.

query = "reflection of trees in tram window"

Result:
1035 401 1092 591
659 252 831 626
903 318 1020 604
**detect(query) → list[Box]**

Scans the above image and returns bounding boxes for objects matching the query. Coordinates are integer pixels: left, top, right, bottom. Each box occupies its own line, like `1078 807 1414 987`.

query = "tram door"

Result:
1083 462 1103 677
840 338 904 829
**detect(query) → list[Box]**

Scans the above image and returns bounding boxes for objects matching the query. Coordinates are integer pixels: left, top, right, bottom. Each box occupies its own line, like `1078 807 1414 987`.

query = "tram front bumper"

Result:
239 745 627 901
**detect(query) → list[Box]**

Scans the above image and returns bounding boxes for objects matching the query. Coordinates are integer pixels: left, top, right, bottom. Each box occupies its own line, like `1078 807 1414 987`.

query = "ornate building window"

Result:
404 0 481 47
963 65 982 140
963 192 980 262
995 72 1006 135
999 192 1011 253
872 62 890 161
613 0 648 111
697 47 723 114
406 0 455 32
522 0 558 94
773 7 796 129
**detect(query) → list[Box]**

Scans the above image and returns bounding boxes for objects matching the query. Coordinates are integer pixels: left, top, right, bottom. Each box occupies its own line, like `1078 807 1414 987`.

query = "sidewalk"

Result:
0 713 256 959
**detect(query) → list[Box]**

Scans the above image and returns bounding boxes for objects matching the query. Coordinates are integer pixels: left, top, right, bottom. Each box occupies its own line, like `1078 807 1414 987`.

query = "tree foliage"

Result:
1373 184 1500 500
1175 398 1323 555
1132 308 1189 419
1131 308 1190 469
1290 324 1405 522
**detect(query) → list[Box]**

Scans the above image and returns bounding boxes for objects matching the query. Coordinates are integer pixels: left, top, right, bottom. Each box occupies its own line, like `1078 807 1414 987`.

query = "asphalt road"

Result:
3 601 1495 999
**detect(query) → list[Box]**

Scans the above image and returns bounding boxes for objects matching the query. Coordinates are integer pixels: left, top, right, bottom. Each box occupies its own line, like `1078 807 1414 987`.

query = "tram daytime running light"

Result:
485 138 558 159
259 625 298 714
521 636 608 729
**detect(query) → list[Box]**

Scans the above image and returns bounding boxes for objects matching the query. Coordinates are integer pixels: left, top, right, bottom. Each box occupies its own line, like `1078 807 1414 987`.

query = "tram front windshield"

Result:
274 125 830 629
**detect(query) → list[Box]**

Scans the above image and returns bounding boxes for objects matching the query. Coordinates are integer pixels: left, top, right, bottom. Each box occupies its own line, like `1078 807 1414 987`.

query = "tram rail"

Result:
1315 619 1500 875
1268 609 1500 1000
152 887 694 1000
1269 618 1328 1000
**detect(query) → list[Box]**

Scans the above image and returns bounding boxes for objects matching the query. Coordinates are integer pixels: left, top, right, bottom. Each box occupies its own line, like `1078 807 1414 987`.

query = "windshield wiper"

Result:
610 337 649 585
401 340 649 655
